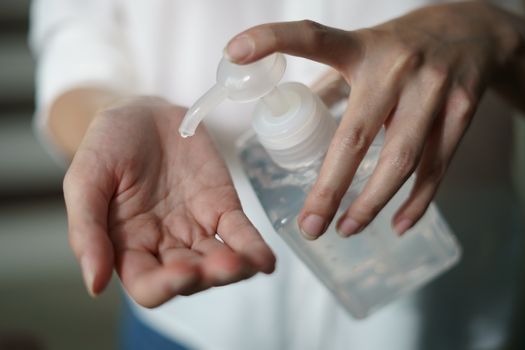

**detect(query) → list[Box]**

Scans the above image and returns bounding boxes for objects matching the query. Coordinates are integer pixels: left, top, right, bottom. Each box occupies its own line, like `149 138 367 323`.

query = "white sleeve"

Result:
29 0 135 160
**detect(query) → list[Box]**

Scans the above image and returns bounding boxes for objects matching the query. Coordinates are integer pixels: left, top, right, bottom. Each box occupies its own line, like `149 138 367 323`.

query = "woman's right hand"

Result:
63 96 275 307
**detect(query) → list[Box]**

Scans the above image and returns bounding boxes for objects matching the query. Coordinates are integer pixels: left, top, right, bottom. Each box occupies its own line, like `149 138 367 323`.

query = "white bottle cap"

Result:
252 82 336 168
179 53 336 168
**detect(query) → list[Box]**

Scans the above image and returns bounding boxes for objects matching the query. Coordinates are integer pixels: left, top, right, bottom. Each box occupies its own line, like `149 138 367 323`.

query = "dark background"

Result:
0 1 119 349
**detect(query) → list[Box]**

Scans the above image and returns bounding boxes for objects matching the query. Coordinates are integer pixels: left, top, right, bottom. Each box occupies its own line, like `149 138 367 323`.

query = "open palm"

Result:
64 97 275 307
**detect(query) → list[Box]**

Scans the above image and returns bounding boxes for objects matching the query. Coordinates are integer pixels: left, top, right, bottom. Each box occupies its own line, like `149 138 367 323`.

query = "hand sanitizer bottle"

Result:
179 53 461 318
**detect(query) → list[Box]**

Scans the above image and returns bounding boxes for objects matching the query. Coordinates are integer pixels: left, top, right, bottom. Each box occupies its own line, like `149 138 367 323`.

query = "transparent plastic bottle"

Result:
179 53 461 318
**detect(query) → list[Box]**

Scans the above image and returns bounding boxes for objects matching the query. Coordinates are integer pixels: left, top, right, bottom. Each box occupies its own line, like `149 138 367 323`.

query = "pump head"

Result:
179 52 337 168
179 53 287 137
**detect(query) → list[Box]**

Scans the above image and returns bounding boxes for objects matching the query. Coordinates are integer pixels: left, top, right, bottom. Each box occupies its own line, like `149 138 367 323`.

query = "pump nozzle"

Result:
179 84 227 138
179 53 287 138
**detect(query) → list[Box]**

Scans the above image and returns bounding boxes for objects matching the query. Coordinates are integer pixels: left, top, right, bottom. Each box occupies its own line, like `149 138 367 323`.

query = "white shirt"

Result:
30 1 524 349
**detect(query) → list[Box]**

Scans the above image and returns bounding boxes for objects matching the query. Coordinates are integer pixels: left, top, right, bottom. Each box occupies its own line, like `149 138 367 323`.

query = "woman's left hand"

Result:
225 1 523 238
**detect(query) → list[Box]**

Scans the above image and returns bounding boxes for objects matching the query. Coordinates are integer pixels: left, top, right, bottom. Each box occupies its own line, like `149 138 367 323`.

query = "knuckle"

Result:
449 86 475 124
351 197 381 223
421 161 446 184
261 25 281 48
422 64 450 88
310 185 339 211
384 41 423 79
383 145 418 178
397 46 423 71
300 19 328 49
300 19 324 34
336 126 370 155
300 19 317 28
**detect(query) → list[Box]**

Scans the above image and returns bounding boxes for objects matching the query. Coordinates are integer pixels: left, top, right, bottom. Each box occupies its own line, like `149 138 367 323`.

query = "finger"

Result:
117 248 200 308
216 209 276 274
298 81 398 240
310 69 350 108
63 154 116 297
225 20 360 69
393 86 475 234
337 68 449 237
192 237 255 285
158 247 208 296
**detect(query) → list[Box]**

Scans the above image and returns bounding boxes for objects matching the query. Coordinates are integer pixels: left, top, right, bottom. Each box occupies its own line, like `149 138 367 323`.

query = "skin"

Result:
56 94 275 307
50 1 525 307
225 1 525 240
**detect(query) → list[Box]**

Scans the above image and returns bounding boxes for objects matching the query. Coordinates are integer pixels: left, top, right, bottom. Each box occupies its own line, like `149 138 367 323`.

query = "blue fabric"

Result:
120 300 192 350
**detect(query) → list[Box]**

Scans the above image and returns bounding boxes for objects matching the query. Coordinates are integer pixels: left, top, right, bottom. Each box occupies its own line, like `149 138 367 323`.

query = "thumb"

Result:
224 20 361 70
63 152 116 297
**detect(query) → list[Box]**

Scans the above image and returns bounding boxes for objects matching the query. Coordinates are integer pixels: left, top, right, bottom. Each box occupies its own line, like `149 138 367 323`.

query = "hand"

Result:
64 96 275 307
225 1 522 238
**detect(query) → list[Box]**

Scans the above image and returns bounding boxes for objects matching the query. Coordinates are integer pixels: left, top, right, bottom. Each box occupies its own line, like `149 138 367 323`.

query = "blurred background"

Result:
0 1 524 350
0 1 120 349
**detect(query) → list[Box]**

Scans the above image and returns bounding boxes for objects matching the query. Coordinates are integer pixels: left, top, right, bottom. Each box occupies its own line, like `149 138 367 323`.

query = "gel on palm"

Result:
179 53 461 318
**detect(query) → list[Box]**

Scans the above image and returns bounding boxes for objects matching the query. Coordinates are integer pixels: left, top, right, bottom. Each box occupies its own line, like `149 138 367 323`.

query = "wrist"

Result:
477 1 524 68
48 88 122 158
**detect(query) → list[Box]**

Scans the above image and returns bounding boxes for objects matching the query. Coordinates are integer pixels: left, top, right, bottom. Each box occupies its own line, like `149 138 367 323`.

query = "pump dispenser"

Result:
180 53 337 168
180 53 461 318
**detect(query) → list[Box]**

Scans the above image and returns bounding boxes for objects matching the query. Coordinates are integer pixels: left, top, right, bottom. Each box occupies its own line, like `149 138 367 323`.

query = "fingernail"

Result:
394 219 413 235
300 214 326 240
338 217 362 237
225 35 255 62
81 256 97 298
